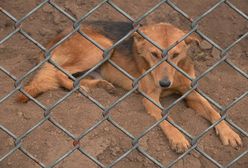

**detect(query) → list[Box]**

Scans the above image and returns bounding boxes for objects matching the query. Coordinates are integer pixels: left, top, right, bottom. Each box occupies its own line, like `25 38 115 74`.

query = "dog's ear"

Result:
133 32 144 42
184 35 200 45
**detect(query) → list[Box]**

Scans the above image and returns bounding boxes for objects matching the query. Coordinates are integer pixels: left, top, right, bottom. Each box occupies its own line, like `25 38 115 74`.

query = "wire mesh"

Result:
0 0 247 168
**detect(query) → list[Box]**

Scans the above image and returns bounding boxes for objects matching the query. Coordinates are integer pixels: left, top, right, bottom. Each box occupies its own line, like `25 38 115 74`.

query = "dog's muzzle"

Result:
159 78 171 88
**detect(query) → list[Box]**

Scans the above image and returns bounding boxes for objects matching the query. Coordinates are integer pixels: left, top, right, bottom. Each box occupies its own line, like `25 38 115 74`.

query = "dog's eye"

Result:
151 52 160 59
172 52 179 59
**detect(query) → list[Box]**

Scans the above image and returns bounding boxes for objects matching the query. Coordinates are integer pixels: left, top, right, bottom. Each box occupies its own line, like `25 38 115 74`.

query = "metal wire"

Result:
0 0 247 168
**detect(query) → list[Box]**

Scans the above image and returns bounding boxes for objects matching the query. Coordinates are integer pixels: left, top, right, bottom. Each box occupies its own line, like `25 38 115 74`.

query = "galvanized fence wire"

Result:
0 0 247 167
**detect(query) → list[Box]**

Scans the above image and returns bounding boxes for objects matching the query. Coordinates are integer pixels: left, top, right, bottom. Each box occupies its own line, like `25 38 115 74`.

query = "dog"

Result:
17 23 242 153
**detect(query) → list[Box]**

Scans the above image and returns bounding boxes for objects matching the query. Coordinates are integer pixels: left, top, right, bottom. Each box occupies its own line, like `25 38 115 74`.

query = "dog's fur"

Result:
17 23 242 153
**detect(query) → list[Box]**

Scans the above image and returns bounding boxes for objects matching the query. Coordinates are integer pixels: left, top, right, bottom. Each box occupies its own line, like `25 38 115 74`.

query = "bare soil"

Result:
0 0 248 168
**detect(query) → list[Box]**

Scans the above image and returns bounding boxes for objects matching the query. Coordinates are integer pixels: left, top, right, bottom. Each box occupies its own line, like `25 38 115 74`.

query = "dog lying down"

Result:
17 23 242 153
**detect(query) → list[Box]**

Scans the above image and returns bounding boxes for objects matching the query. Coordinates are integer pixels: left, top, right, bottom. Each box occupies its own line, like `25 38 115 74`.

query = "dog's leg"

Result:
56 72 90 93
182 89 242 148
56 72 115 94
143 90 190 153
17 64 60 103
80 79 115 93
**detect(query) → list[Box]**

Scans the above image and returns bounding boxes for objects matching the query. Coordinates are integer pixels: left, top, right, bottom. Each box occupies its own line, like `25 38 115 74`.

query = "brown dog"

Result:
17 23 242 153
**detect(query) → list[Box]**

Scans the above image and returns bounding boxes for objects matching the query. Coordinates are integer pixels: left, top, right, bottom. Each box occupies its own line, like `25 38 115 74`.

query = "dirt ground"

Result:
0 0 248 168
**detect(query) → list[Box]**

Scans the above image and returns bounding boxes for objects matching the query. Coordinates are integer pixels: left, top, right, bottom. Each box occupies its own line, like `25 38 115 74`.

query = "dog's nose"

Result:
159 79 171 88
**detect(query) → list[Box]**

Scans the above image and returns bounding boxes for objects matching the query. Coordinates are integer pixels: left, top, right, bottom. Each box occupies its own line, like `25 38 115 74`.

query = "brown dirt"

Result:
0 0 248 168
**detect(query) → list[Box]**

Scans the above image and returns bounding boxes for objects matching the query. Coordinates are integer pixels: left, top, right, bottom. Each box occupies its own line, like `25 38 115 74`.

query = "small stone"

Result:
155 147 160 152
104 127 110 132
200 40 212 50
211 47 221 58
7 138 14 146
17 111 23 117
23 112 31 120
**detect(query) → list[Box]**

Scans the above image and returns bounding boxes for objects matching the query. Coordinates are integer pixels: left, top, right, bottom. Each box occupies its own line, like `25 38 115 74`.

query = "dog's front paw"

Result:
169 134 190 153
216 123 242 148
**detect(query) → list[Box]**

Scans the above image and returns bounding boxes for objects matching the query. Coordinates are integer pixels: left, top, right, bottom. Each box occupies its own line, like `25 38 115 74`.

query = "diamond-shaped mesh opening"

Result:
172 154 206 168
52 0 102 20
198 127 248 166
51 92 103 136
227 40 248 74
21 3 73 46
227 96 248 132
187 151 222 168
139 2 191 29
229 153 248 168
198 2 248 48
198 62 248 106
229 0 248 16
195 154 219 168
0 129 14 156
171 0 219 19
111 0 161 20
0 0 43 19
0 150 40 168
0 69 15 99
112 149 159 168
109 92 154 136
0 93 43 136
0 11 15 40
22 121 72 165
80 121 132 166
188 38 223 76
54 150 100 168
0 33 42 78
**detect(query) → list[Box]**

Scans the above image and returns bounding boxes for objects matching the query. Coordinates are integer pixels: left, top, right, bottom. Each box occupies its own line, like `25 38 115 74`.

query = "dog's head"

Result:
133 23 198 88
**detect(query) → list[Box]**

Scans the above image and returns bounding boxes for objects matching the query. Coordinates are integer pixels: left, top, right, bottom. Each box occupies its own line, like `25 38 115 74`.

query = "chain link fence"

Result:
0 0 247 167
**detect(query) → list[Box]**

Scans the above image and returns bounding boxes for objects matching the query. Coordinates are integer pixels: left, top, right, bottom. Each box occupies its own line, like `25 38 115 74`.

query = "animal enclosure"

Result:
0 0 248 168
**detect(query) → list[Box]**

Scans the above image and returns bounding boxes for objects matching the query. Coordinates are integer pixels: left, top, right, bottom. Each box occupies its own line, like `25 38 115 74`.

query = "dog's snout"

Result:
159 78 171 88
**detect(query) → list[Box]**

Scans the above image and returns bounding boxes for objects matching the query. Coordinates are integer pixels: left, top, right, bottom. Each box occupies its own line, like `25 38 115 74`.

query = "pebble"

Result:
200 40 212 50
17 111 23 117
104 127 110 132
23 112 31 120
155 147 160 152
66 137 71 141
7 138 14 146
